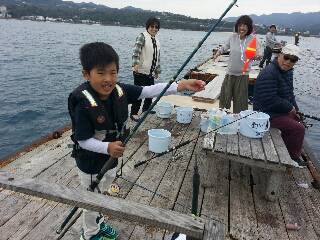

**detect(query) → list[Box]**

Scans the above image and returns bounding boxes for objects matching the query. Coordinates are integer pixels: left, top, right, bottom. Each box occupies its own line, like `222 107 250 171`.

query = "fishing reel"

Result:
297 112 313 129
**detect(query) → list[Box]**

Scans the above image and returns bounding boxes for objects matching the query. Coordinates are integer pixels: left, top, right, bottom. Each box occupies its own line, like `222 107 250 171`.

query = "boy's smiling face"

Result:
83 62 118 100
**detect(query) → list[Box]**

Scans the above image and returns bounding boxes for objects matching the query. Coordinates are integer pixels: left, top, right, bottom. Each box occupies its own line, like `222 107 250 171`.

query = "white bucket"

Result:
148 129 171 153
156 102 173 119
239 110 270 138
218 114 239 134
176 107 193 124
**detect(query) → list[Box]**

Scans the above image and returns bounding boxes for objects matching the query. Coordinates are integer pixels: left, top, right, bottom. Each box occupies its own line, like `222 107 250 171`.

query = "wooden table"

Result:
203 128 300 201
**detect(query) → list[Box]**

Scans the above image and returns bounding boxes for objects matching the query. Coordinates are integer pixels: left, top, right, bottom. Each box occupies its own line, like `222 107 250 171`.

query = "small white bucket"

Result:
218 114 239 134
176 107 193 124
156 102 173 119
239 110 270 138
148 129 171 153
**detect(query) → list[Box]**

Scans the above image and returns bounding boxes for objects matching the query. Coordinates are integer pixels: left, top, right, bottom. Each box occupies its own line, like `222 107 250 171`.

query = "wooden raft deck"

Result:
0 113 320 240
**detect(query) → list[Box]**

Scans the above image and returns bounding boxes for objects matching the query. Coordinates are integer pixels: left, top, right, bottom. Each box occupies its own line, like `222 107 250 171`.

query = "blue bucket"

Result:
148 129 171 153
176 107 193 124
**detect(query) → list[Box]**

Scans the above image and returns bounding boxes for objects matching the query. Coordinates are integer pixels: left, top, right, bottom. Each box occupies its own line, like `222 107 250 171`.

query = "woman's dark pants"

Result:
130 72 155 116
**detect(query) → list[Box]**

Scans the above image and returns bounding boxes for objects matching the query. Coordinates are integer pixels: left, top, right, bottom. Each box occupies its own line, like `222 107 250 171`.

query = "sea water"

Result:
0 19 320 162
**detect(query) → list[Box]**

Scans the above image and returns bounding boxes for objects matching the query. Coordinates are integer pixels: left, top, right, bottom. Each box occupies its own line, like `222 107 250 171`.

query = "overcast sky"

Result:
68 0 320 19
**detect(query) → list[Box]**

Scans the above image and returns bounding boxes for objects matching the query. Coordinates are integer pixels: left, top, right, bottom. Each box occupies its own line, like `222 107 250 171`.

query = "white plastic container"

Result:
200 113 209 133
208 109 227 130
239 110 270 138
148 129 171 153
218 114 239 134
176 107 193 124
156 102 173 119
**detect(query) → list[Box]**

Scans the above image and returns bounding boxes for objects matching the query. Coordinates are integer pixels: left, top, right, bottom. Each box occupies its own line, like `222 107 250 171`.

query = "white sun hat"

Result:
281 44 301 59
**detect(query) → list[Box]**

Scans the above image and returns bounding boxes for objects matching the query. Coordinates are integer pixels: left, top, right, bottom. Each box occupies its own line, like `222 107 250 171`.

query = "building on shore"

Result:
0 5 11 18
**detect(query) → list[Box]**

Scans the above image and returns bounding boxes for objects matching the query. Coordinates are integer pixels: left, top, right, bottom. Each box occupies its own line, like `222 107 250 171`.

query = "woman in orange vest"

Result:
213 15 262 113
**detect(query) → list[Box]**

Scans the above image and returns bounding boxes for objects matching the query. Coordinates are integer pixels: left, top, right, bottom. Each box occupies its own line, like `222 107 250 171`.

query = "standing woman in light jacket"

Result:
213 15 262 113
130 17 161 121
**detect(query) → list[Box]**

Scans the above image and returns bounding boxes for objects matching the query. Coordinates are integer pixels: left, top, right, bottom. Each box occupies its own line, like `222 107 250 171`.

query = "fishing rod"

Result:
57 0 238 234
134 110 256 168
170 154 200 240
298 112 320 121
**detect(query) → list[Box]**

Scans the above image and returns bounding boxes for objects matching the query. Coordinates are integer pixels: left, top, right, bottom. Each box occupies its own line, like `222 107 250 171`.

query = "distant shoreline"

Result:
1 18 311 37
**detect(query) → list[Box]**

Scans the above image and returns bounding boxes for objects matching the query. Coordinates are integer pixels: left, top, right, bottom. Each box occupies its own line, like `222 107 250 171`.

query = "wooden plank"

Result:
192 74 225 103
0 155 76 239
238 134 252 159
213 134 227 154
269 128 298 167
3 130 72 178
163 136 207 239
150 116 203 238
261 132 280 164
209 152 286 172
203 134 227 187
115 117 176 199
265 171 282 201
250 138 265 161
6 166 79 240
0 192 29 227
252 168 289 239
128 117 192 239
20 169 81 240
200 136 229 234
291 168 320 238
229 163 257 240
0 171 205 239
150 115 201 210
226 134 239 156
203 132 215 150
278 170 319 240
203 217 225 240
161 95 217 110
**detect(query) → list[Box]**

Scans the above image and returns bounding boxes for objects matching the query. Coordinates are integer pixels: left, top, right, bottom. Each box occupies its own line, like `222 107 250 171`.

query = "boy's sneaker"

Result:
80 223 118 240
100 222 119 239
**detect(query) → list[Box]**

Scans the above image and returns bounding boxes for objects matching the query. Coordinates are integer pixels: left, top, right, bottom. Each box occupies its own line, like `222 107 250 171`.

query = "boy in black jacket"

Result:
68 42 205 240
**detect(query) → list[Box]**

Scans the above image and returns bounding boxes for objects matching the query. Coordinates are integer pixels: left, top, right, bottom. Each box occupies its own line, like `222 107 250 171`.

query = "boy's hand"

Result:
108 141 125 158
177 79 205 92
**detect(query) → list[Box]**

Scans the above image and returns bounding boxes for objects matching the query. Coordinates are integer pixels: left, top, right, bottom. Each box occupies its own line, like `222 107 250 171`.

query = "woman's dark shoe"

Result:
130 115 139 122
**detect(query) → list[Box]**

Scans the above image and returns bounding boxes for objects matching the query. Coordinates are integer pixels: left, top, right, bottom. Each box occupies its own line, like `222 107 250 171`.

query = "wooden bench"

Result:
202 128 300 201
0 171 225 240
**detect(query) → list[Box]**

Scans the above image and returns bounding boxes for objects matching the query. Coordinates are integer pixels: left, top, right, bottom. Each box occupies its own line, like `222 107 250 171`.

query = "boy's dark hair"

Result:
80 42 119 72
269 24 276 29
234 15 253 36
145 17 160 30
